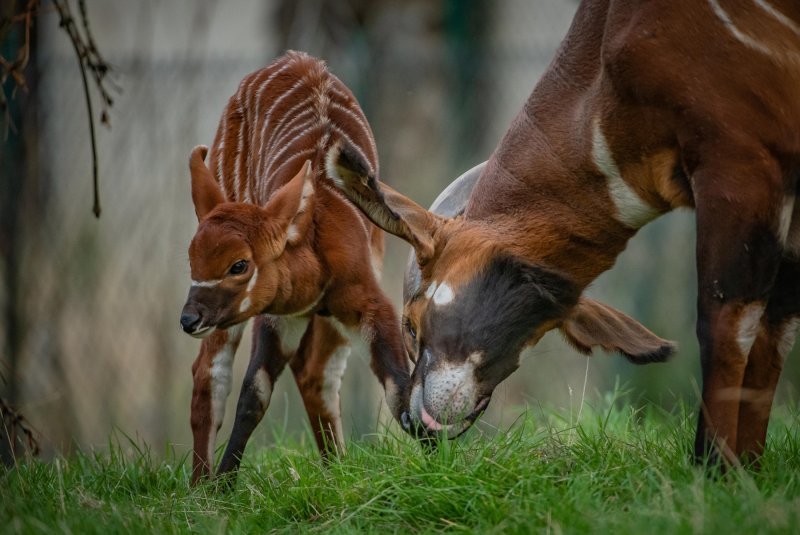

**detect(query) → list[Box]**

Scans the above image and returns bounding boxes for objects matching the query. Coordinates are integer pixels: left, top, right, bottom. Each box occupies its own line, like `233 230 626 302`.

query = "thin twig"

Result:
2 0 115 217
53 0 103 217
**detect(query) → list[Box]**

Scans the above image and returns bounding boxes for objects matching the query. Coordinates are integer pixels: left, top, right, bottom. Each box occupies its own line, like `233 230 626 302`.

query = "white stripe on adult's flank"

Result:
754 0 800 38
707 0 774 56
191 279 223 288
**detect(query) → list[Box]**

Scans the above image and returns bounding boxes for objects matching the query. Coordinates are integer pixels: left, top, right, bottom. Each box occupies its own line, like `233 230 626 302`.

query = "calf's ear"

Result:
189 145 225 221
263 159 315 248
559 297 676 364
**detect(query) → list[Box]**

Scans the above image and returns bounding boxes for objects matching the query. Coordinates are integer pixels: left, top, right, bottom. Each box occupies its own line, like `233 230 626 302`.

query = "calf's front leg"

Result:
216 316 292 480
190 323 245 484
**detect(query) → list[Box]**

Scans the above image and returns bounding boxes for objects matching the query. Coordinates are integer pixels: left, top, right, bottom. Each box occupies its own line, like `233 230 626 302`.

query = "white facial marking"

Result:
424 282 438 300
592 119 659 228
191 279 223 288
207 322 245 463
189 325 216 339
238 268 259 313
777 317 800 360
432 282 454 306
246 267 259 293
737 303 765 357
253 368 273 409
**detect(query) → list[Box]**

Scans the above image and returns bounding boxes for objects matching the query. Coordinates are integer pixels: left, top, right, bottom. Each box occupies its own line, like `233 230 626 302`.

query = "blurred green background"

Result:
2 0 798 457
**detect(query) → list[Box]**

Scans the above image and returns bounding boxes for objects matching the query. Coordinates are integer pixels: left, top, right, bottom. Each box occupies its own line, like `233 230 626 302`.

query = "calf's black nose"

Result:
180 311 202 333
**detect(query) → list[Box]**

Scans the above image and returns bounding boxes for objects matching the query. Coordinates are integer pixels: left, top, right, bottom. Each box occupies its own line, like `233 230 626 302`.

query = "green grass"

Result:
3 394 800 534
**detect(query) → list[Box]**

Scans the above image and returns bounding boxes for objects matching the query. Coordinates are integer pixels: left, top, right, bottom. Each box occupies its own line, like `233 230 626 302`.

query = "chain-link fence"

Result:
2 0 798 459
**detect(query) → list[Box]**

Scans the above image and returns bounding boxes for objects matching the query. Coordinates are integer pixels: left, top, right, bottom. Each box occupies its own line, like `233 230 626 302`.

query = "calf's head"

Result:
330 148 675 437
180 145 315 337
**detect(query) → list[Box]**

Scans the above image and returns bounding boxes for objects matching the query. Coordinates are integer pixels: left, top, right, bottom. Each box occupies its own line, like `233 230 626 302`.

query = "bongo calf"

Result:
180 51 409 484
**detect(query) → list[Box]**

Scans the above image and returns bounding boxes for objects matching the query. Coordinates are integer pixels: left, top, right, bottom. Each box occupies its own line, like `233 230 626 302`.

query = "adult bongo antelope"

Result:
180 51 409 484
333 0 800 466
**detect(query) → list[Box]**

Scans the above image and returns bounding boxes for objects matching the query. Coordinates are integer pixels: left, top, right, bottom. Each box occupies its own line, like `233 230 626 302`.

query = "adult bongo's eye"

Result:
405 319 417 341
229 260 248 275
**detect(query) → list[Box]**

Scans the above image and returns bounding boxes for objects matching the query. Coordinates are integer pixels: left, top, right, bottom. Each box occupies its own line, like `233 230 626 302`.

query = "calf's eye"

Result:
229 260 248 275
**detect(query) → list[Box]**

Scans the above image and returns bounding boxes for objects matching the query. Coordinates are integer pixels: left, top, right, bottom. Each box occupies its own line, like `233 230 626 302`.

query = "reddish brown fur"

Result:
335 1 800 465
182 52 409 485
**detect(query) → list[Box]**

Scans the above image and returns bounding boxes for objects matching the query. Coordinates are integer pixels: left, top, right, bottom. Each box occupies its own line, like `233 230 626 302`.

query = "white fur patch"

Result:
321 344 350 446
239 268 259 313
276 316 310 355
432 282 454 306
191 279 222 288
370 250 383 281
328 317 371 359
286 224 300 243
737 303 766 357
777 317 800 360
592 119 659 228
207 322 245 462
424 282 438 300
325 142 346 188
246 268 259 293
253 368 272 409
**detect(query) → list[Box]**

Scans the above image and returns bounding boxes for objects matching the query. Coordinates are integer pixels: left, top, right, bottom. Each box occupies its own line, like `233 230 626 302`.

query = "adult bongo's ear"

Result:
327 140 443 265
189 145 225 221
560 297 676 364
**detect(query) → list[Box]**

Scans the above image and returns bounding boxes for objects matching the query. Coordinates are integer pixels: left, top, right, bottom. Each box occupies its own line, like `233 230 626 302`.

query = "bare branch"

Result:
2 0 117 218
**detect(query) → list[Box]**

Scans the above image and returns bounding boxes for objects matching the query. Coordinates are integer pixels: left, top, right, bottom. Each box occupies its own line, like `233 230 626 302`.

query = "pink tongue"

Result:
420 405 444 431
